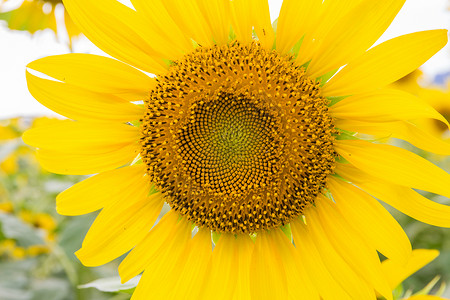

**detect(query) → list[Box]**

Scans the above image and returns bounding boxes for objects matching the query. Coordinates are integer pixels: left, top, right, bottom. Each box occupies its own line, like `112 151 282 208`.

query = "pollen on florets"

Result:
140 41 337 234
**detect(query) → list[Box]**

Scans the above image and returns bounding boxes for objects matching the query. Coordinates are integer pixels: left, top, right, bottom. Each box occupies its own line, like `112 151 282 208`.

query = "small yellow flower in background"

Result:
18 210 58 242
34 212 57 232
1 207 55 259
0 240 49 259
0 239 16 255
26 244 50 257
0 117 60 175
0 153 19 174
11 246 27 260
0 201 14 213
0 0 81 48
22 0 450 299
0 118 21 141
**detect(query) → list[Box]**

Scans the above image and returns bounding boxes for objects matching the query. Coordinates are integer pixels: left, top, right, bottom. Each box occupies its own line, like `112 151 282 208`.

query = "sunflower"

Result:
23 0 450 299
0 0 81 47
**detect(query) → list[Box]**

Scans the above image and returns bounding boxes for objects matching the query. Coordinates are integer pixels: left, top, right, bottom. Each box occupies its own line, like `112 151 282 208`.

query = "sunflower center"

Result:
140 42 337 234
177 92 282 195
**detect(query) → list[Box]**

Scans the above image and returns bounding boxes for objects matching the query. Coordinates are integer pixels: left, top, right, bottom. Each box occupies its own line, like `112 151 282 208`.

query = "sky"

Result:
0 0 449 119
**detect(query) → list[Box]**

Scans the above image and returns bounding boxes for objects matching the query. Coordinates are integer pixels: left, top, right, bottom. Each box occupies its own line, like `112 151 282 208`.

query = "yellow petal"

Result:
130 0 192 55
331 89 449 125
130 270 157 300
230 0 275 48
336 119 450 155
335 139 450 198
202 234 240 300
251 0 274 50
62 0 168 74
296 0 363 67
276 0 322 54
56 164 146 215
169 228 212 299
162 0 214 47
323 30 448 96
307 0 405 78
27 54 155 101
232 235 254 300
36 143 139 175
195 0 231 45
131 229 210 300
23 120 139 154
127 220 201 300
328 177 411 262
76 192 163 266
229 0 253 45
118 211 191 283
381 249 439 290
270 228 320 300
26 71 144 122
306 209 377 299
250 230 288 300
291 217 352 300
312 199 394 300
335 163 450 228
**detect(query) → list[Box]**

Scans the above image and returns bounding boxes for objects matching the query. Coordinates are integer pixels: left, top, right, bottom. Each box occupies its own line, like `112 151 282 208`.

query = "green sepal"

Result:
163 59 173 67
229 25 236 41
212 232 221 245
280 223 292 241
272 18 278 32
148 184 158 196
290 36 304 59
129 118 142 127
191 39 201 48
327 95 348 106
330 172 348 183
334 129 358 141
413 276 441 296
391 284 404 300
317 68 339 87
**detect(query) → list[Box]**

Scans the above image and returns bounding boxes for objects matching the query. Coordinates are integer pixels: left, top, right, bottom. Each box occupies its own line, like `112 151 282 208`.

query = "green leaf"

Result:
0 287 31 300
58 214 95 261
0 260 36 289
0 213 45 247
30 279 70 300
78 276 141 293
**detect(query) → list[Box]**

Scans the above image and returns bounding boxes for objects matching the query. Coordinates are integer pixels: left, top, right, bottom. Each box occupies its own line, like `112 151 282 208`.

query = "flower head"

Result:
23 0 450 299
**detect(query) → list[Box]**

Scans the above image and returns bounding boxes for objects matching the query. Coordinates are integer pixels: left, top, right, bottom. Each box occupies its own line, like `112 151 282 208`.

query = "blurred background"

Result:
0 0 449 299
